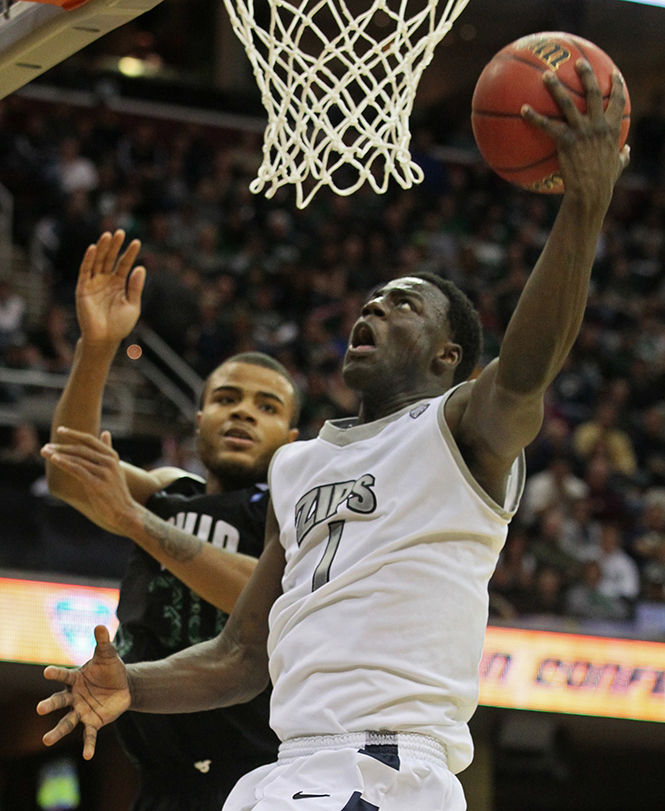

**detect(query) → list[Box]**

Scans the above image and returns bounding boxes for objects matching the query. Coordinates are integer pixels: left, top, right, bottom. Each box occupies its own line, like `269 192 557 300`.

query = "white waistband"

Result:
278 731 447 768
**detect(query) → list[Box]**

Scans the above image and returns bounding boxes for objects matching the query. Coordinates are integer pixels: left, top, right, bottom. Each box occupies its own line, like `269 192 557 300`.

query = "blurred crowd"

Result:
1 92 665 634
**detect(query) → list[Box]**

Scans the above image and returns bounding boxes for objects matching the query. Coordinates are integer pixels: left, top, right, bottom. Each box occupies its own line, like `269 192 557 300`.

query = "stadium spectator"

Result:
595 521 641 613
0 421 44 489
632 405 665 487
573 401 638 479
628 491 665 587
558 496 603 564
582 455 628 525
529 506 581 585
521 452 588 527
26 303 75 374
0 278 26 355
520 565 567 617
565 560 631 621
489 525 537 619
51 136 99 195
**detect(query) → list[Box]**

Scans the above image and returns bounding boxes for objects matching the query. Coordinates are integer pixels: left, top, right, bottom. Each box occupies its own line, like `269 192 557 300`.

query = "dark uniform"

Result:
113 476 279 811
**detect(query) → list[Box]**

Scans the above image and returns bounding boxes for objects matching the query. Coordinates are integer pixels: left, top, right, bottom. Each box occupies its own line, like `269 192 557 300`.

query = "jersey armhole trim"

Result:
267 443 290 491
436 392 525 521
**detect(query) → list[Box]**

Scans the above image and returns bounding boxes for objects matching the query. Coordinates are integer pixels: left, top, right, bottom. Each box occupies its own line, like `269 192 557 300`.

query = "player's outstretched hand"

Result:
521 59 630 204
36 625 131 760
41 427 139 537
76 229 146 346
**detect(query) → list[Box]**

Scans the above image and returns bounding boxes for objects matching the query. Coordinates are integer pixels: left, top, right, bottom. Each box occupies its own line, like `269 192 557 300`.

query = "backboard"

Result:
0 0 165 101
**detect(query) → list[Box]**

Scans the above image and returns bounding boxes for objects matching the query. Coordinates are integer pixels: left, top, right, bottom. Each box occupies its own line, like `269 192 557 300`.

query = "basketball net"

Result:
222 0 470 208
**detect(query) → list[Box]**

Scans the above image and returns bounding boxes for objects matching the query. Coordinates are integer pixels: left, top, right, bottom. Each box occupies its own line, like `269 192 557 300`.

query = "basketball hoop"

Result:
222 0 470 208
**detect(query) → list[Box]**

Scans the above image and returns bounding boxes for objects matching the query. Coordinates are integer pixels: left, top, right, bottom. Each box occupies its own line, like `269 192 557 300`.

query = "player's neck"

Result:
205 476 226 495
205 474 260 495
357 386 445 424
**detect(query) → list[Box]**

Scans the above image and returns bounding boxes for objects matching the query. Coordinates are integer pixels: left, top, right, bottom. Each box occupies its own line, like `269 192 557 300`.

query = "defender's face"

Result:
343 277 451 390
197 361 298 487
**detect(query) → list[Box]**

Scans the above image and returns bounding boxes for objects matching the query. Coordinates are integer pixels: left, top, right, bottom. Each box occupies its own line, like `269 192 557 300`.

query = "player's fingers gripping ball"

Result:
471 31 631 193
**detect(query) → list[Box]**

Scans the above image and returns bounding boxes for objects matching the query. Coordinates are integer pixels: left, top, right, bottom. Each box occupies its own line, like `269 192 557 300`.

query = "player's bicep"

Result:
458 359 544 464
224 499 285 656
120 462 186 505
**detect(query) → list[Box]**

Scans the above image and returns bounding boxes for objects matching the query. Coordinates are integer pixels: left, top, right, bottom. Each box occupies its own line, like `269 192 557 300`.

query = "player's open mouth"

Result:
348 322 377 354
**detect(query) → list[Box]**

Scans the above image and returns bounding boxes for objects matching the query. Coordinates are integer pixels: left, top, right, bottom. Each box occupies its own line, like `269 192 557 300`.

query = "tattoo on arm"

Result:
142 512 204 562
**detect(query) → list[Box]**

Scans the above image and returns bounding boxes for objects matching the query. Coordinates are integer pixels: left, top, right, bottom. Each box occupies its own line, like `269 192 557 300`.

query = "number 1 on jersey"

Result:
312 520 344 591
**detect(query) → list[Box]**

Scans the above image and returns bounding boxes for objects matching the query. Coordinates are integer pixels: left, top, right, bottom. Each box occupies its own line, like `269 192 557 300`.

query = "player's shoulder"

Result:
149 464 204 488
154 470 207 497
273 434 316 458
442 379 474 420
267 434 315 483
435 379 480 451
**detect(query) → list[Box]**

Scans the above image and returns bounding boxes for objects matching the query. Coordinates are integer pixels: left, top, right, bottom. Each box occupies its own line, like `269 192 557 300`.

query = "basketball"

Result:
471 31 631 193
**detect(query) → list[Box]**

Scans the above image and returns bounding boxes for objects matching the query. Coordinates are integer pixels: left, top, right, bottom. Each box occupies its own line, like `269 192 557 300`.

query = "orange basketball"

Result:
471 31 631 193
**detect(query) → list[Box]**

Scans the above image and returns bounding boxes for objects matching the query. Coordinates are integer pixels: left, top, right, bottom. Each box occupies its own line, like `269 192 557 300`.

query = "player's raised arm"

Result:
46 230 148 508
457 61 629 466
38 500 285 759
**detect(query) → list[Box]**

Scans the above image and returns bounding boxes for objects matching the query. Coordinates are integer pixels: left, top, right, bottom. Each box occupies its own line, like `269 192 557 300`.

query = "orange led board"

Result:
0 576 119 666
2 576 664 721
480 625 665 722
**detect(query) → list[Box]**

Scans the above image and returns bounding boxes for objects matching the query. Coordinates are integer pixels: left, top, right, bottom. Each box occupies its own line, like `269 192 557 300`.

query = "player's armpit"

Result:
446 361 542 477
223 502 285 659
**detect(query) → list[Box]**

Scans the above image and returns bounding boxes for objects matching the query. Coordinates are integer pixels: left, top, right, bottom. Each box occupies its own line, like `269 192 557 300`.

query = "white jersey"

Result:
267 389 524 774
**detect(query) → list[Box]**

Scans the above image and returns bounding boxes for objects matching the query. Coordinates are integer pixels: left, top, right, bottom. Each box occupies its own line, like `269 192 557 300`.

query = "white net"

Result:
222 0 470 208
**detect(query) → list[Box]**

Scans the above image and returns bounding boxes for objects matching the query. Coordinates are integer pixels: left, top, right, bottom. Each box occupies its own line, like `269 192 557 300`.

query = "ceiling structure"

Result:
410 0 663 116
14 0 660 125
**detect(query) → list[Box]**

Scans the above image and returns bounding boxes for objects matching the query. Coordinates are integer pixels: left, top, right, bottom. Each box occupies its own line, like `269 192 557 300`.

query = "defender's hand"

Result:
36 626 131 760
41 427 139 536
76 230 146 346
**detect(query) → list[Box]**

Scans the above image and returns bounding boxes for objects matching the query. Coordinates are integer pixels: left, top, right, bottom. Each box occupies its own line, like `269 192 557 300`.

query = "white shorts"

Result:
222 732 466 811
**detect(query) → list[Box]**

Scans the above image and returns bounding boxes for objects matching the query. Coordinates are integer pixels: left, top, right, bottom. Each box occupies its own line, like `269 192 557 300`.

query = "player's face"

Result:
343 277 453 392
196 361 298 491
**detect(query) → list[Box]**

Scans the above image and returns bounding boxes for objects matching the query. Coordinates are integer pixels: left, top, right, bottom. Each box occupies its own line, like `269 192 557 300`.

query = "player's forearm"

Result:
118 503 257 612
497 194 607 395
51 337 120 438
127 632 267 714
47 338 119 496
127 520 284 714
